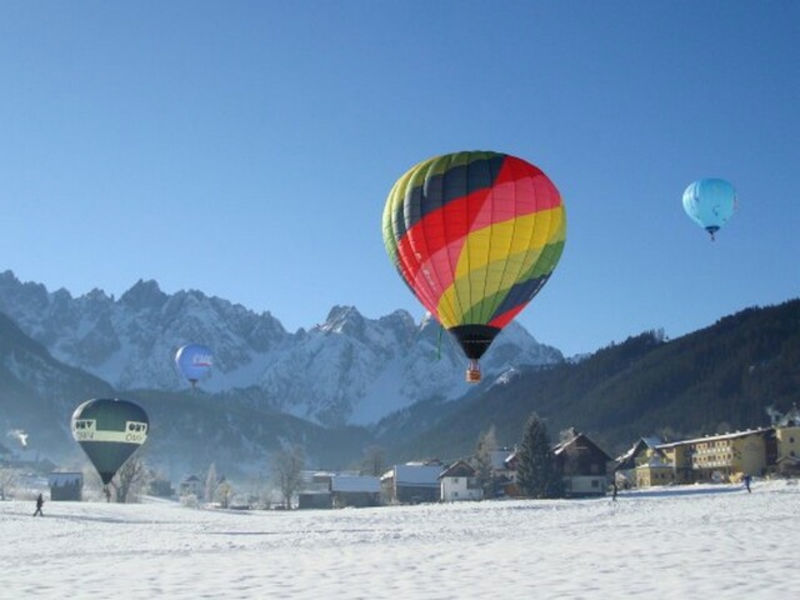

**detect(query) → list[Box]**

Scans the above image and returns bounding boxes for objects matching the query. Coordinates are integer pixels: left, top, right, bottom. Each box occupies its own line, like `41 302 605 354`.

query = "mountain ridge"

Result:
0 270 563 427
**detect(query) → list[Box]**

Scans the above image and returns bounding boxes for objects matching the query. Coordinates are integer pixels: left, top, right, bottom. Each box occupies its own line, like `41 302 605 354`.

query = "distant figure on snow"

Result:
744 474 752 493
612 480 618 501
33 493 44 517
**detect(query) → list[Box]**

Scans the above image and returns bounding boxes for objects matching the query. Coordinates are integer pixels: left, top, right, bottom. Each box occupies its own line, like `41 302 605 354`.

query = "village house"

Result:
439 460 482 502
501 429 610 497
297 471 334 509
660 428 771 482
553 429 612 497
614 437 663 487
297 491 332 509
774 405 800 476
381 460 443 504
330 474 381 508
618 414 800 488
178 474 202 498
634 452 675 488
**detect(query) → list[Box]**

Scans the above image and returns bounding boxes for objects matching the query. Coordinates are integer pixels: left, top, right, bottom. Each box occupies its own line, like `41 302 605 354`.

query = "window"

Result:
790 437 795 444
591 480 599 487
452 478 459 484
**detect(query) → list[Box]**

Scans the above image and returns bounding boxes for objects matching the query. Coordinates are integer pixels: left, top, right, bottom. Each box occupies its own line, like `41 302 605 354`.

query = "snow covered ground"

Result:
2 480 797 599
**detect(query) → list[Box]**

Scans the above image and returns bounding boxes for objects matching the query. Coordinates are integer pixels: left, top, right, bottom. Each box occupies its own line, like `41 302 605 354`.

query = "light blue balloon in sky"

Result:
175 343 213 387
682 178 737 241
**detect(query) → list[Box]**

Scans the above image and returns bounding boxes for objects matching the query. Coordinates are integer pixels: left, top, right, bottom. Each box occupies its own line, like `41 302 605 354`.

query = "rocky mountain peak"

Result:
319 305 366 337
119 279 168 310
0 269 565 427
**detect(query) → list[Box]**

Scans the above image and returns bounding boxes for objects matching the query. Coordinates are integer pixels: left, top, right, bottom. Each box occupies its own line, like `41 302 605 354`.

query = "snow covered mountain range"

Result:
0 270 563 427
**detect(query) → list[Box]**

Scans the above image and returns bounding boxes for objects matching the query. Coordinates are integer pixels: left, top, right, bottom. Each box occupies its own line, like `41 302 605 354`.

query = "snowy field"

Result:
2 481 798 599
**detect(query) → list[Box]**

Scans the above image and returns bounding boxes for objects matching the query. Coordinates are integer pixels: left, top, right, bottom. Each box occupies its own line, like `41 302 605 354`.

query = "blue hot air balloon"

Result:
175 344 213 387
682 178 737 241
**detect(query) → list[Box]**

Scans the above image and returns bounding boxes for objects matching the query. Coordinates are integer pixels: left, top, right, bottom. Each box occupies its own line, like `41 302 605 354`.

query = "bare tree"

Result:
474 425 498 498
271 445 305 509
205 463 218 503
0 467 18 500
109 457 148 503
215 480 233 508
360 445 386 477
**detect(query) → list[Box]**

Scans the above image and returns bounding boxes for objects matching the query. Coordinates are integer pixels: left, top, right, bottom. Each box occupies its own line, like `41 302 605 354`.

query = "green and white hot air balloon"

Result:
71 398 149 486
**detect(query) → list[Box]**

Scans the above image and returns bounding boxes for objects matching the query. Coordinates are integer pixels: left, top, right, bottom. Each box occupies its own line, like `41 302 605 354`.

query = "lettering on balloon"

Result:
192 354 213 367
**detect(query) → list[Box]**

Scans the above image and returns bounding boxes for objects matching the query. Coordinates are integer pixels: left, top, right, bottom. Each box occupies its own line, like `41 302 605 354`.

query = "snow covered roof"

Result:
489 448 514 469
615 437 664 466
439 460 476 479
393 464 443 487
331 475 380 493
657 428 771 448
553 431 612 460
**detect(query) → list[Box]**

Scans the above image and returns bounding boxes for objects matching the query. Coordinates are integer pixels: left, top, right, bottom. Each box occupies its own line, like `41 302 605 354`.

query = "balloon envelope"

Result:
682 178 736 239
382 150 566 363
175 343 213 385
71 398 149 485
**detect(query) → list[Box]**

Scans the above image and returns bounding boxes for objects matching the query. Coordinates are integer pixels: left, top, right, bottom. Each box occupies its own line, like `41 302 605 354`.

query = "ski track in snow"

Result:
2 481 797 599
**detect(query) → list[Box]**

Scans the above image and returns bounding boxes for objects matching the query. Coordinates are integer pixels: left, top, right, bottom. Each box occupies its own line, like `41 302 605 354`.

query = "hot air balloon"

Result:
383 151 566 382
175 343 213 387
71 398 149 488
682 178 737 241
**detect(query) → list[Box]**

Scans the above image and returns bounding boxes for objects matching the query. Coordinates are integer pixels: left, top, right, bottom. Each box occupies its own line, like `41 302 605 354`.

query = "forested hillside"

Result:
382 299 800 461
3 300 799 478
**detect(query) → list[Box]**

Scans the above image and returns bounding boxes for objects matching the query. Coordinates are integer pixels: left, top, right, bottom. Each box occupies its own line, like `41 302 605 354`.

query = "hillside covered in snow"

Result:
0 270 563 426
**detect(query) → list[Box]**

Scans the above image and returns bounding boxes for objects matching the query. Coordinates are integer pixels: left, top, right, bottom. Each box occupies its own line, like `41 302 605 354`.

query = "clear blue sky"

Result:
1 1 798 357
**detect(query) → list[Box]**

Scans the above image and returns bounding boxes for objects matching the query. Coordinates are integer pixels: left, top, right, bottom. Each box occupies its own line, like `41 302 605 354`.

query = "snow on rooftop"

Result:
331 475 380 493
393 464 443 486
658 428 772 448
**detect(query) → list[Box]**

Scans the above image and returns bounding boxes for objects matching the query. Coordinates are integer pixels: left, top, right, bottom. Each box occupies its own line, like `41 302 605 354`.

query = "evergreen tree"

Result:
516 413 563 498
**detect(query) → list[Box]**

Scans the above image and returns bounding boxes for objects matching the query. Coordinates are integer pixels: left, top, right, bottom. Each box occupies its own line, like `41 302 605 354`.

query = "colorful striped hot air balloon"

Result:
382 151 566 382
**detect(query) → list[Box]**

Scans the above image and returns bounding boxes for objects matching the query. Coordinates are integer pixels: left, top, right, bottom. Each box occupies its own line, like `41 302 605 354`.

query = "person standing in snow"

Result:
33 493 44 516
744 474 752 493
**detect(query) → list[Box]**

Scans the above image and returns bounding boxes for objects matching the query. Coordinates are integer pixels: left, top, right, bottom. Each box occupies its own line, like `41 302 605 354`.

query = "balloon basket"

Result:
466 367 482 383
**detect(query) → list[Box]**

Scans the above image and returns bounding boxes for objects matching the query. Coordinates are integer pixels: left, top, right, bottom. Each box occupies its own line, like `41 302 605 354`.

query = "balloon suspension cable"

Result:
436 326 443 361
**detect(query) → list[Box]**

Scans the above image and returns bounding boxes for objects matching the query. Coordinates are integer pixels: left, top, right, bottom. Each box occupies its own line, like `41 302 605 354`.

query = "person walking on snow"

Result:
33 493 44 516
744 474 752 493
